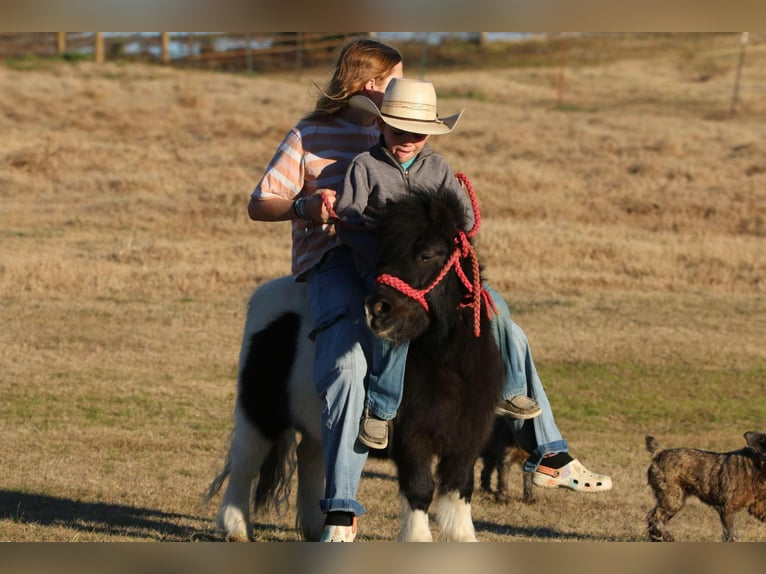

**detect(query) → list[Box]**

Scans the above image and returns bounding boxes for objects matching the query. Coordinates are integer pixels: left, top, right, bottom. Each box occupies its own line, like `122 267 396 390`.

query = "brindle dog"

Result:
646 431 766 542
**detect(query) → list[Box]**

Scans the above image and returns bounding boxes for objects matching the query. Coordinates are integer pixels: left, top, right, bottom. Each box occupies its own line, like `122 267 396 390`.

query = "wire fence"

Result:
0 32 755 114
0 32 375 73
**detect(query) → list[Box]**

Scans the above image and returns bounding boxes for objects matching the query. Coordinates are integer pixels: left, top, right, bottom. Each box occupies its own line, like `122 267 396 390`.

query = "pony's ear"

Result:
428 196 459 232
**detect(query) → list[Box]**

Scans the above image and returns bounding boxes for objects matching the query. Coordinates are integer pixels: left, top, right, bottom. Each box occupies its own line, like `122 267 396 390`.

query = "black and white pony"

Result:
207 180 503 542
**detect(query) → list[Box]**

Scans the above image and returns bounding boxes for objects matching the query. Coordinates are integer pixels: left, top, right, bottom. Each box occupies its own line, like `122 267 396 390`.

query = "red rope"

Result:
320 192 369 233
455 172 481 239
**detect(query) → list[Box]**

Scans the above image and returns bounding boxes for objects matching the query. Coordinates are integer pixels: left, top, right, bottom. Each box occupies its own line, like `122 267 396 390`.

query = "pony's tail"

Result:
204 444 231 504
203 429 298 512
254 431 298 516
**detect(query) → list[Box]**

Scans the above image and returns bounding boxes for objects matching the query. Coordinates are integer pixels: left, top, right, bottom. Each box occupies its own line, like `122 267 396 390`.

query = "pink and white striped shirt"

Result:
251 116 379 279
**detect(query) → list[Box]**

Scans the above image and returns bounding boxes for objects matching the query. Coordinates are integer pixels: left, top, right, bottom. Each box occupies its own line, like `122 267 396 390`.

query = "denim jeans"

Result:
365 283 568 472
306 247 370 517
484 286 569 472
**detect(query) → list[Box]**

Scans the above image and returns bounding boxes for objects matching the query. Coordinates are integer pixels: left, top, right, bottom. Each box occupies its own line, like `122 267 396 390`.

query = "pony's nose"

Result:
371 298 392 320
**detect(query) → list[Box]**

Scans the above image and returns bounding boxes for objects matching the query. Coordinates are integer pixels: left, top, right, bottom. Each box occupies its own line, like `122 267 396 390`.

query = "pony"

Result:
207 180 503 542
364 186 503 541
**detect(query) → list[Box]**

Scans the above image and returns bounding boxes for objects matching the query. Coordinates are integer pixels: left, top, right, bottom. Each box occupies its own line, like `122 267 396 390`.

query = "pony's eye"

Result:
419 254 433 263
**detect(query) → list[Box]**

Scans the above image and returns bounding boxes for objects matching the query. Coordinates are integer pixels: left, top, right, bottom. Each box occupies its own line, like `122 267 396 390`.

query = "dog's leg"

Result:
647 489 684 541
508 446 534 504
647 463 687 542
479 455 494 494
494 452 510 504
718 507 738 542
647 505 674 542
749 499 766 522
521 470 535 503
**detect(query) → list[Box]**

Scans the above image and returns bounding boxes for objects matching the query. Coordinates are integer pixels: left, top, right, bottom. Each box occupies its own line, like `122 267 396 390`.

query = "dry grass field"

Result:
1 33 765 542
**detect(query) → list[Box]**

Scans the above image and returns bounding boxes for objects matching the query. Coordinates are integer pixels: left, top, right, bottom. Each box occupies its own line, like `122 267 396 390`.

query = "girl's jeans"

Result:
306 247 370 516
365 284 568 472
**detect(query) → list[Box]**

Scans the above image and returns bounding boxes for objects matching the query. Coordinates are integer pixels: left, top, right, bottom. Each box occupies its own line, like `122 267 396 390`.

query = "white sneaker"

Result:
320 517 358 542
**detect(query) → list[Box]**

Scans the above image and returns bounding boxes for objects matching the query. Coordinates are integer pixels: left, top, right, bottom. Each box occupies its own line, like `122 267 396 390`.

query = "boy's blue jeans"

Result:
365 285 568 472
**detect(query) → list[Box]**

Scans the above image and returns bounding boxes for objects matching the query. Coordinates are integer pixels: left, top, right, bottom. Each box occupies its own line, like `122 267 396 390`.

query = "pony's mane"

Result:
375 188 468 262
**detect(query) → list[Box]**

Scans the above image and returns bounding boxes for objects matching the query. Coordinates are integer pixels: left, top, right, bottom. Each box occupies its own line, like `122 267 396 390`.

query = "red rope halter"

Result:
375 173 496 337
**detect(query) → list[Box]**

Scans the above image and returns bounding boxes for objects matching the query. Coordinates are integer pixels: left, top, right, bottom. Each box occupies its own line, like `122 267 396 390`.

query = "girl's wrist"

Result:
293 197 309 220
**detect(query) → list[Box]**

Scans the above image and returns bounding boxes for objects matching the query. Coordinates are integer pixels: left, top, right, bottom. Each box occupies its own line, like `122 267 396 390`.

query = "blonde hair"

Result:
305 38 402 121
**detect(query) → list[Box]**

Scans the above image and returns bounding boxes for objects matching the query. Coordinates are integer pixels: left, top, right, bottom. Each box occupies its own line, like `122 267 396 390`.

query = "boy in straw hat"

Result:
336 78 612 496
335 78 542 450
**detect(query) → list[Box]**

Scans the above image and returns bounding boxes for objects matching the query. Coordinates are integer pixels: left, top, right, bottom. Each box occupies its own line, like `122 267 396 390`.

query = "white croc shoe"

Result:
533 458 612 492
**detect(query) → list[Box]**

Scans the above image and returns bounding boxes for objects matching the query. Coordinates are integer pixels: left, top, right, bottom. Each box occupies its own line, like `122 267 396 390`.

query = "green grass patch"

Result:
3 54 91 71
538 360 766 432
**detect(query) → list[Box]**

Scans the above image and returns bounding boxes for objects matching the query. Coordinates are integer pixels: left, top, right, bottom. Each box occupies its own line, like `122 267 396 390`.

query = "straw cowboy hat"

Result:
349 78 464 135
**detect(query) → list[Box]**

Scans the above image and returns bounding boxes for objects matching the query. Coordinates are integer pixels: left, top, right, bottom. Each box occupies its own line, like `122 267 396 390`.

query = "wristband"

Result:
293 197 308 220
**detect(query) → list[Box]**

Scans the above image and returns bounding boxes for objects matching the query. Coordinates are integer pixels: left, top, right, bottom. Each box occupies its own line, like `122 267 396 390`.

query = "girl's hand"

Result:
306 190 336 224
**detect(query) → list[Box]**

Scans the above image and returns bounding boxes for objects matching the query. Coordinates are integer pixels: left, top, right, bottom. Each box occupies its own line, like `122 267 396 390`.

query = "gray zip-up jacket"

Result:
336 139 475 278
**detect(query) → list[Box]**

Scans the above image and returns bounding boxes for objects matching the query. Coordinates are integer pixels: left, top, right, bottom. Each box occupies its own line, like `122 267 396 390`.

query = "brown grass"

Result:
1 33 765 542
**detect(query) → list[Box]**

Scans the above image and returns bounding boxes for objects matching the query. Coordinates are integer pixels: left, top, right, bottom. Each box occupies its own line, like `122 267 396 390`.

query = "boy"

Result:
335 78 541 450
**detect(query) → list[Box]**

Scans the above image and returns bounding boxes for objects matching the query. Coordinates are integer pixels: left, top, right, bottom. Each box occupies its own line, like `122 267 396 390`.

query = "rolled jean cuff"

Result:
364 395 398 421
320 498 366 517
522 439 569 472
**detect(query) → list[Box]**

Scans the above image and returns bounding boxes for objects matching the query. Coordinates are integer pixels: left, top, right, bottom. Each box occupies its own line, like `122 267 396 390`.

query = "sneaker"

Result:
495 395 541 420
359 411 389 449
320 517 358 542
533 458 612 492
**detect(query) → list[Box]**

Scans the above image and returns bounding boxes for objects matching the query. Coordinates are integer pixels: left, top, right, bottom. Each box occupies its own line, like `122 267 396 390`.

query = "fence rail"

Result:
0 32 368 73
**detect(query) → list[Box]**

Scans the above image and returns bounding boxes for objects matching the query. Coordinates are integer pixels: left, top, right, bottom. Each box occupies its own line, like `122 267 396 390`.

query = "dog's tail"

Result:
645 435 661 456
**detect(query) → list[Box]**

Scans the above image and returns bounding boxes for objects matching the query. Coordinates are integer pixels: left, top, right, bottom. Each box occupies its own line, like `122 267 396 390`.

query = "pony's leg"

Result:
295 434 325 541
395 442 435 542
398 492 433 542
217 406 273 542
434 491 476 542
434 454 478 542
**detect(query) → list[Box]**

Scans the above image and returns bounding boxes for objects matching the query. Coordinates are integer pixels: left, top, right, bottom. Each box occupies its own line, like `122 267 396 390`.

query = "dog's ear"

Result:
744 431 766 455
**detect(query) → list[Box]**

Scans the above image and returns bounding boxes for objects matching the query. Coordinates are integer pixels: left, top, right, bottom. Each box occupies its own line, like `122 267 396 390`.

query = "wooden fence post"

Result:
730 32 749 115
161 32 170 64
557 35 567 107
94 32 104 63
56 32 67 55
245 32 253 74
295 32 303 78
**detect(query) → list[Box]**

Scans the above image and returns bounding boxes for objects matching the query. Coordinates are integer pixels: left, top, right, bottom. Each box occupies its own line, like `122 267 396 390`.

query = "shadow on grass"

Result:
1 489 210 541
474 519 625 541
2 489 314 542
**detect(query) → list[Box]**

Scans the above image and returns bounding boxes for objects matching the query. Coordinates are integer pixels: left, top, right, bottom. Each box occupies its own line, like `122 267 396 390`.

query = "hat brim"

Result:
349 94 463 135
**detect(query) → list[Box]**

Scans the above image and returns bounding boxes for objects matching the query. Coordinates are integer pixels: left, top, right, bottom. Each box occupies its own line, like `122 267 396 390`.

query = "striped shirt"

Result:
251 116 379 279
